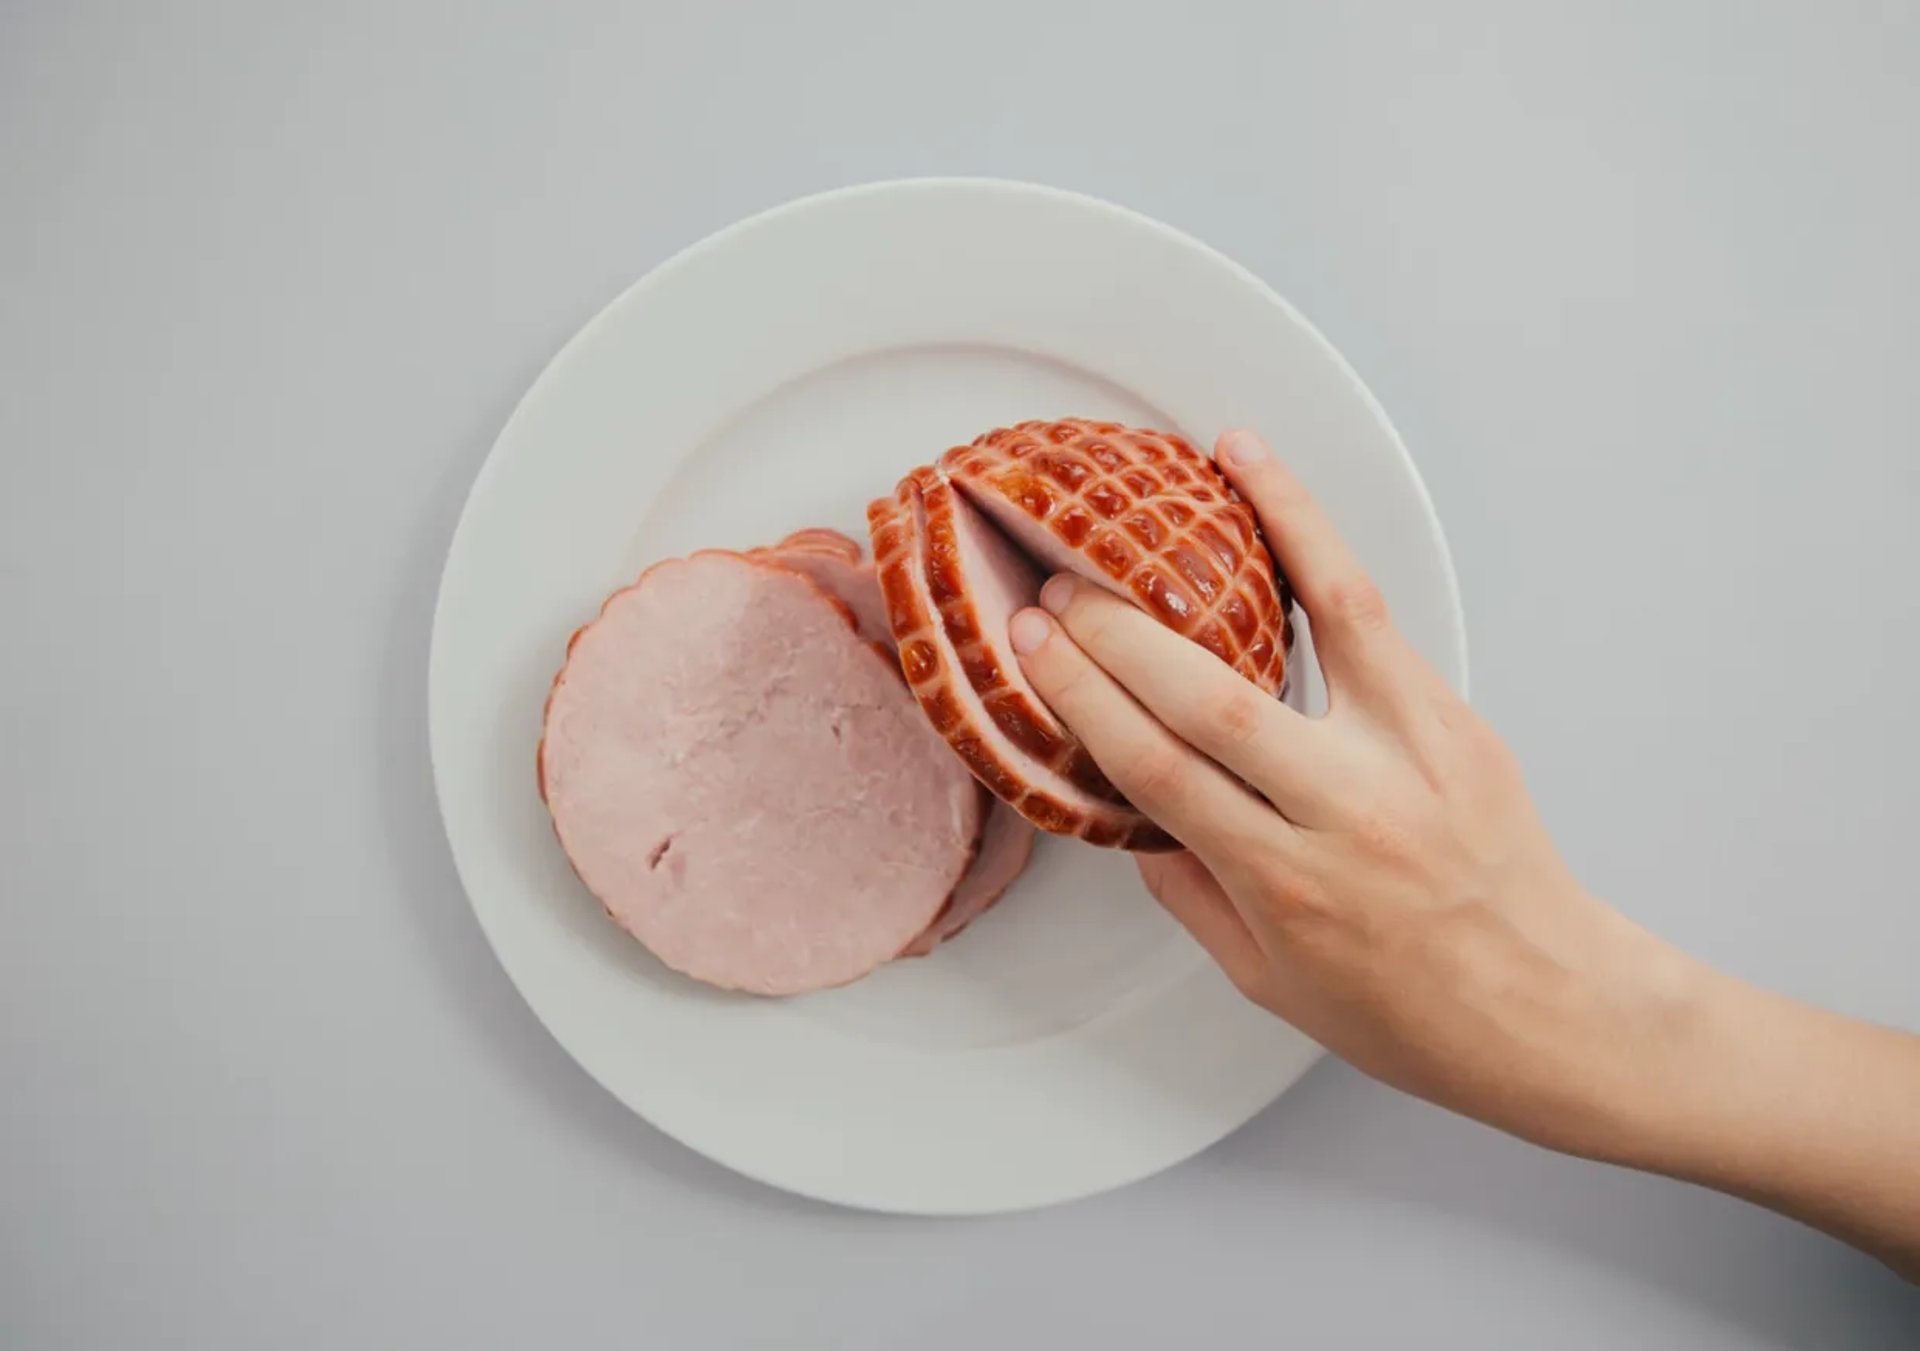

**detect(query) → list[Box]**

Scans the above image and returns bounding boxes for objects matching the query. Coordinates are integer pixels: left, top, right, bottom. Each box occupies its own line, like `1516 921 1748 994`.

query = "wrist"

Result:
1491 894 1721 1166
1566 945 1740 1172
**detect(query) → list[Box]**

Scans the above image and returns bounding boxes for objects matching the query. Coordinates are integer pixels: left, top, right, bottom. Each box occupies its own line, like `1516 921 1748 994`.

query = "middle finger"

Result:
1038 575 1350 824
1008 605 1289 861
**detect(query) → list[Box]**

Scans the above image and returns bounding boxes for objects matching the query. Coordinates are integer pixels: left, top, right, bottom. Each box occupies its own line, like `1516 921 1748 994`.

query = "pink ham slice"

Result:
754 524 1039 954
764 527 863 563
749 530 891 645
871 420 1295 851
920 471 1128 804
898 799 1037 957
538 550 984 995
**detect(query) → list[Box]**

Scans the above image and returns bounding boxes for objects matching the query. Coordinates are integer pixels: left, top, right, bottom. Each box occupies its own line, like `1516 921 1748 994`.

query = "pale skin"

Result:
1006 428 1920 1282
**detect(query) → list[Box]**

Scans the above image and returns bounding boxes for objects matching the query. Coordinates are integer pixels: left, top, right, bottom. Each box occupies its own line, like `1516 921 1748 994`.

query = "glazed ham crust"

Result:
942 420 1292 694
872 420 1294 851
872 476 1176 851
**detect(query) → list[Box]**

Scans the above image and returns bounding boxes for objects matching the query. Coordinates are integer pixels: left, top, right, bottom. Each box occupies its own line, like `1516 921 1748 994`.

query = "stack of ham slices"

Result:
538 420 1292 995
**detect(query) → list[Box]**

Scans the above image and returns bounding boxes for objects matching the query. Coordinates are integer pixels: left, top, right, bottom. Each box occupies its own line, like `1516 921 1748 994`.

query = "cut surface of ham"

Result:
538 550 983 995
899 799 1036 957
754 525 1039 953
920 471 1126 804
749 529 891 644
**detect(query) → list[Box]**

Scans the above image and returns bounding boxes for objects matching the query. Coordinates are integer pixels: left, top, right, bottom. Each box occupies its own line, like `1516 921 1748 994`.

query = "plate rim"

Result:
427 176 1468 1213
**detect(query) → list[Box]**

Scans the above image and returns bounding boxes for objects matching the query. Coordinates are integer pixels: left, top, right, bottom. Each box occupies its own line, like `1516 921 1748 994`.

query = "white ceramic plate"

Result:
430 179 1466 1214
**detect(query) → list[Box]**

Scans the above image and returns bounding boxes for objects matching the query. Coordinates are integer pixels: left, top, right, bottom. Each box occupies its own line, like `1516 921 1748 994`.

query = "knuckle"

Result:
1209 690 1268 748
1038 653 1096 712
1259 875 1341 940
1117 743 1187 804
1061 609 1112 656
1322 577 1391 633
1056 588 1123 652
1346 797 1416 859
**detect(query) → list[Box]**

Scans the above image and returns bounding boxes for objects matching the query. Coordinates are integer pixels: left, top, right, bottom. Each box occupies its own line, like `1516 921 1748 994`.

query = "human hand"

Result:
1005 429 1702 1157
1006 429 1920 1277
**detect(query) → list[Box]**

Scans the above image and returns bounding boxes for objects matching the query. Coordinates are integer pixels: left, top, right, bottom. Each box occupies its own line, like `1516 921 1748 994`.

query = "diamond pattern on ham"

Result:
872 474 1177 851
872 420 1295 850
942 420 1293 694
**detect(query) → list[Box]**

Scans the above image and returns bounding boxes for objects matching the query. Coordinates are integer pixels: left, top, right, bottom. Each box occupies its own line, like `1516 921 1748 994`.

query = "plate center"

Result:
627 344 1196 1049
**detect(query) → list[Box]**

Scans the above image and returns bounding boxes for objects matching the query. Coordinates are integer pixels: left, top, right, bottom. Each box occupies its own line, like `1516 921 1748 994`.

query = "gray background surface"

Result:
4 2 1918 1346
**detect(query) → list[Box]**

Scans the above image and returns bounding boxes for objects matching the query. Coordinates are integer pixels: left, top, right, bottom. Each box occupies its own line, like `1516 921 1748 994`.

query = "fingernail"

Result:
1039 575 1074 614
1221 430 1268 466
1009 609 1052 655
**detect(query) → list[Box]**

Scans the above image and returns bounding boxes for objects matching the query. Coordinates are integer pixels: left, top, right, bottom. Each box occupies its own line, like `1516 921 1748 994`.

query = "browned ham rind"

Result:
872 478 1175 851
942 420 1292 694
871 420 1295 851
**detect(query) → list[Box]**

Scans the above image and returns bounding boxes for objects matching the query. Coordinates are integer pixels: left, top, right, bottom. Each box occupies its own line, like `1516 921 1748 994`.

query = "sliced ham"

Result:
921 471 1126 804
872 476 1175 850
943 421 1293 695
871 420 1295 851
538 550 983 995
764 526 863 563
749 532 891 644
898 798 1037 957
754 524 1039 953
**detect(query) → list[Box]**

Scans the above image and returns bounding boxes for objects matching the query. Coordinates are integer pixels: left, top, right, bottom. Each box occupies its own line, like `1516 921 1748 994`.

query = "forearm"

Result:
1583 959 1920 1279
